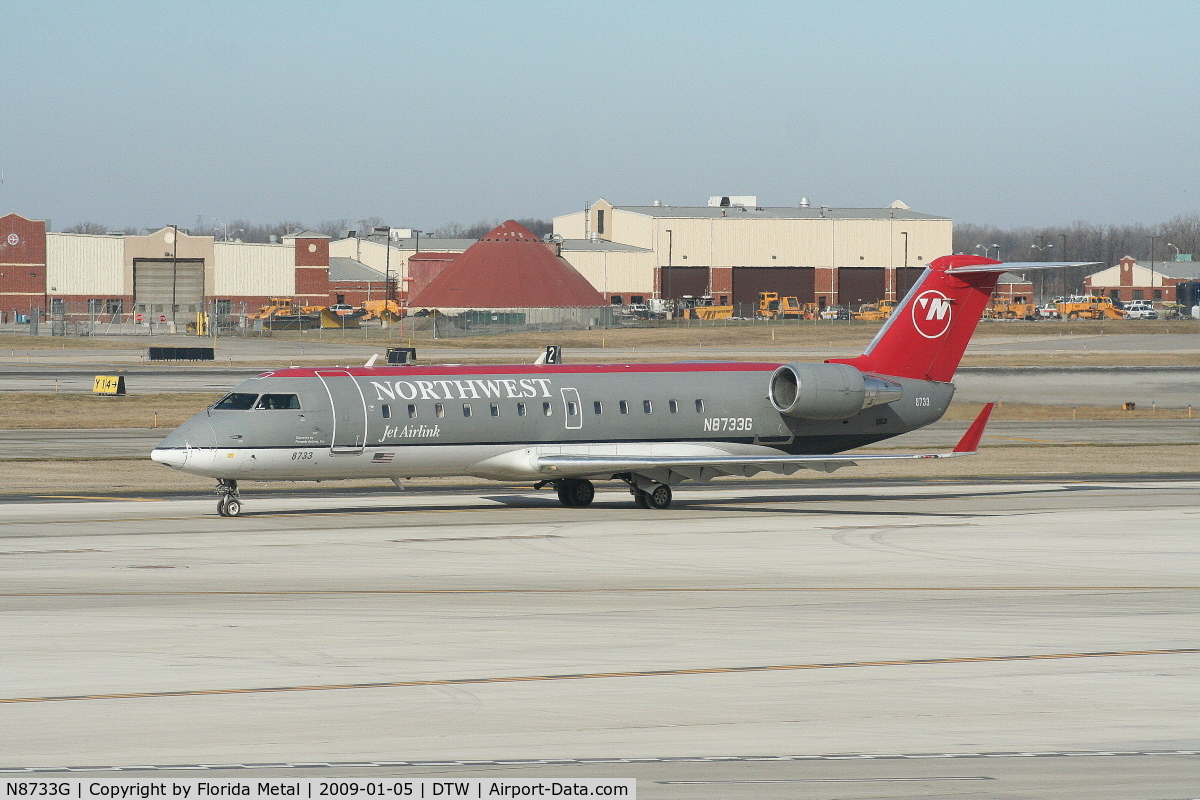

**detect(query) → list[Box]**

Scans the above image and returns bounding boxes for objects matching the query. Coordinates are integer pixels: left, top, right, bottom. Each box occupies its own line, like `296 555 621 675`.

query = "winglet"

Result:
953 403 995 453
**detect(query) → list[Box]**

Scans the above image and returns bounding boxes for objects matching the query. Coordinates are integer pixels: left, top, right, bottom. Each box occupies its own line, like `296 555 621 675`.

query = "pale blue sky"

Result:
2 0 1197 232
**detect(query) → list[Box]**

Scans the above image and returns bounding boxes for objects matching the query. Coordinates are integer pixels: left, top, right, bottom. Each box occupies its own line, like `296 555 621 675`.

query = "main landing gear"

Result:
540 476 673 510
632 483 672 509
554 478 595 508
215 479 242 517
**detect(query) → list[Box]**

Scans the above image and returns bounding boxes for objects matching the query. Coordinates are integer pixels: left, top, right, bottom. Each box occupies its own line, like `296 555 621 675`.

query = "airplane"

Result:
151 255 1088 516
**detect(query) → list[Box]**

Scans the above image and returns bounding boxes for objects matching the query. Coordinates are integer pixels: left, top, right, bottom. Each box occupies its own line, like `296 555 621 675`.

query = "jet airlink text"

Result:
371 378 555 402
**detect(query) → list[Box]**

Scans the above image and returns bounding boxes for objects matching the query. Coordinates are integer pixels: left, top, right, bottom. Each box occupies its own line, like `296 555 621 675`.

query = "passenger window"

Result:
567 401 578 416
619 400 629 414
490 403 499 417
517 402 526 417
214 392 258 410
643 400 653 414
463 403 472 417
435 403 445 418
408 404 417 419
543 402 553 416
669 400 678 413
695 399 705 413
381 404 391 419
594 401 603 415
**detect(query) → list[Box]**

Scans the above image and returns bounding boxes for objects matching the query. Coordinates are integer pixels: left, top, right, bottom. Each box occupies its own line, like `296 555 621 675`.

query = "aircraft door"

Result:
561 387 582 430
316 370 369 452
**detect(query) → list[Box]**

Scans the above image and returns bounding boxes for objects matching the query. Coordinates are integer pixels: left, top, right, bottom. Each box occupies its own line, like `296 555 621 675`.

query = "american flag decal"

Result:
373 452 395 463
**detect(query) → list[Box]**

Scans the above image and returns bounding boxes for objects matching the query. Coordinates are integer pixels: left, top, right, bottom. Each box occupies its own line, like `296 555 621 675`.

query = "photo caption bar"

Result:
2 780 634 800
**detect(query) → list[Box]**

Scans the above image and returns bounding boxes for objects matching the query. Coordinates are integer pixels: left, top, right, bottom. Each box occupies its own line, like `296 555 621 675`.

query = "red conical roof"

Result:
409 220 605 308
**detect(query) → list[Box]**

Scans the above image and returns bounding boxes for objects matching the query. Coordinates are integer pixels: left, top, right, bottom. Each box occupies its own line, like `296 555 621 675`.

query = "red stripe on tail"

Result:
829 255 1005 382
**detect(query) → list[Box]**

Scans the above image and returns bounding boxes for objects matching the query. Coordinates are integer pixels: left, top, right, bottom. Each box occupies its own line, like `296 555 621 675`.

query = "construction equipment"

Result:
361 299 404 322
757 292 802 319
984 300 1039 320
1054 295 1127 320
247 298 320 329
680 295 734 320
852 299 899 321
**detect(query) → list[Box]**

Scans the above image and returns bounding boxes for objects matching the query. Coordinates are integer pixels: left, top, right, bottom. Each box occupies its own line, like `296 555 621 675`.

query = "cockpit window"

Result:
213 392 258 410
256 393 302 410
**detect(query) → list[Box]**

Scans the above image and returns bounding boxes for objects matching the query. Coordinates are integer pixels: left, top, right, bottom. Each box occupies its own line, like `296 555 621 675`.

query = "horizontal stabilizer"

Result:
945 261 1100 274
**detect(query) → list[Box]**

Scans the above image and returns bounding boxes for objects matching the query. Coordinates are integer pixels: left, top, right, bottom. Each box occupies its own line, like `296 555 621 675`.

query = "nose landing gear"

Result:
215 479 242 517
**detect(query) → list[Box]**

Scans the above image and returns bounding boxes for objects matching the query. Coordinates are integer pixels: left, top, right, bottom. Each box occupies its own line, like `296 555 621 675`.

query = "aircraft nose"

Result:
151 447 189 469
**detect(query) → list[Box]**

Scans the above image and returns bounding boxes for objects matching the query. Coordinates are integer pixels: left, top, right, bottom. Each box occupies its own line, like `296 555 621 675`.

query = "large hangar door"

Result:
896 267 925 302
731 267 815 311
133 259 205 320
659 266 709 302
837 267 885 307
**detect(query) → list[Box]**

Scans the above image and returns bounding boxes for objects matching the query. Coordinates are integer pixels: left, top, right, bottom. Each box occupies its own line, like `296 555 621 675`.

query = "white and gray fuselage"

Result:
151 362 953 483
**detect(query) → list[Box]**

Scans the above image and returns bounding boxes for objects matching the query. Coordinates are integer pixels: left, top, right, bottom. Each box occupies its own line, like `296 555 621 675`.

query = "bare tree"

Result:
62 222 109 234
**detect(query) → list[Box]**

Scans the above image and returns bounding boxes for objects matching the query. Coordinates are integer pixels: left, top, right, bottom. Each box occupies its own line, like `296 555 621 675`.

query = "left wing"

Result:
537 403 995 484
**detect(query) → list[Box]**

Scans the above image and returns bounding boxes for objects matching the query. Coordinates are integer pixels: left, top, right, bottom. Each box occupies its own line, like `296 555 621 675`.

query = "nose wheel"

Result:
215 479 242 517
217 496 242 517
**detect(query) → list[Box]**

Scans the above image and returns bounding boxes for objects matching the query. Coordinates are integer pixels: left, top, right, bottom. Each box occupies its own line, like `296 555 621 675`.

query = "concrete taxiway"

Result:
2 479 1199 798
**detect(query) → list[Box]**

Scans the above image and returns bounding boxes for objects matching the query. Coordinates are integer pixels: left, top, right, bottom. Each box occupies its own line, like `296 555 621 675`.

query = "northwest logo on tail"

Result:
911 290 953 338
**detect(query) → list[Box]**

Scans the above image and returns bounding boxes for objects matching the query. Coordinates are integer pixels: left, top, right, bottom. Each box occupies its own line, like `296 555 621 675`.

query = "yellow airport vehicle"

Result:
1054 295 1126 320
757 292 802 319
853 299 899 321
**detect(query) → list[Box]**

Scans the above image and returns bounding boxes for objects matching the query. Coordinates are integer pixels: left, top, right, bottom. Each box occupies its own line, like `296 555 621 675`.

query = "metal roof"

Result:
558 239 651 253
329 257 386 282
409 221 606 308
611 205 949 221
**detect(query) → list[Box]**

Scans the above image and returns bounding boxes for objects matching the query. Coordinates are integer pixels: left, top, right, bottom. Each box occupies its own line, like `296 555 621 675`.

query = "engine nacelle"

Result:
768 363 903 420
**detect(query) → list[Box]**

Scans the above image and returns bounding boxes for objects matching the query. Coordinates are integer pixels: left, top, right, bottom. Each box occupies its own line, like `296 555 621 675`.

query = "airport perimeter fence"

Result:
0 301 627 340
1 300 863 340
16 299 1184 340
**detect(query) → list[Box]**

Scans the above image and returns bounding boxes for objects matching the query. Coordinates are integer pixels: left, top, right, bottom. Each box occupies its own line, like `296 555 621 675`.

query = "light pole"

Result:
1147 235 1159 304
974 243 1000 260
1167 242 1181 261
372 226 393 307
664 229 673 312
211 218 228 242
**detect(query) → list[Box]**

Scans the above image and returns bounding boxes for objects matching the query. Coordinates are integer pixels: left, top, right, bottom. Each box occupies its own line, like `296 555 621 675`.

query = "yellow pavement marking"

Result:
4 648 1197 704
35 495 164 501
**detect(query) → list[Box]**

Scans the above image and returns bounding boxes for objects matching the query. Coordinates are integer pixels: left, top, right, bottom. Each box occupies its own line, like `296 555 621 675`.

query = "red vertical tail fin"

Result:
829 255 1005 382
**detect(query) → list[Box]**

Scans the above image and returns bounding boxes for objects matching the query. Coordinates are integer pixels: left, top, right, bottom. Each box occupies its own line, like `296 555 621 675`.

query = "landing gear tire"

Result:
645 484 672 509
556 479 595 508
633 484 672 509
215 478 241 517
